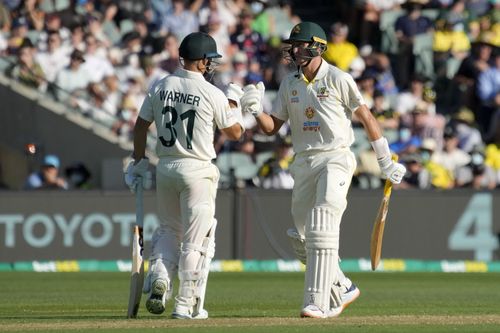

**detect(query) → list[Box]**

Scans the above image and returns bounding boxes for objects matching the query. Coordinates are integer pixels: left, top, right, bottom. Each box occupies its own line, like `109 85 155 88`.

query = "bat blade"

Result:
370 197 390 270
127 225 144 318
370 155 398 271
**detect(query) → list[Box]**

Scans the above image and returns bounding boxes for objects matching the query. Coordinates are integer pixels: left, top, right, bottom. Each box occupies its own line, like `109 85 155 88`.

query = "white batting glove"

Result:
225 83 244 106
241 82 265 117
377 155 406 184
124 158 153 193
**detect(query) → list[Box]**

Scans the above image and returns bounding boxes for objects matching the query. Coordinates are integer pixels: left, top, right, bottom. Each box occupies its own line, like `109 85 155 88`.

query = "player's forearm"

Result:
132 117 151 160
255 113 281 136
356 105 382 141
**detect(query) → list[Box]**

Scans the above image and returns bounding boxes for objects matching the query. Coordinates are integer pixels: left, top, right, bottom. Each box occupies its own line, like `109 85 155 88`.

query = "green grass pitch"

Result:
0 272 499 332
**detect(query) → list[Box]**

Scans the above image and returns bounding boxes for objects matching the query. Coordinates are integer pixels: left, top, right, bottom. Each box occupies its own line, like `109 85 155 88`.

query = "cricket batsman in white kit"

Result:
240 22 406 318
124 32 245 319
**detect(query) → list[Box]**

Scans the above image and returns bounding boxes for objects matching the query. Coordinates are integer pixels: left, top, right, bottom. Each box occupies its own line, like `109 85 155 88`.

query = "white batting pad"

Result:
175 220 217 316
304 207 341 311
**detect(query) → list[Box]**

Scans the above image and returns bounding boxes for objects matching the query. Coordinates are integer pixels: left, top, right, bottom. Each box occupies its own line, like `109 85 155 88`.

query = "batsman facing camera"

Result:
282 22 328 66
242 20 406 319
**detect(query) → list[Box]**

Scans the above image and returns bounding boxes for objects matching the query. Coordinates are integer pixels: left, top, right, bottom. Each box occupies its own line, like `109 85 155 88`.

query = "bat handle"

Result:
135 181 144 228
383 154 399 196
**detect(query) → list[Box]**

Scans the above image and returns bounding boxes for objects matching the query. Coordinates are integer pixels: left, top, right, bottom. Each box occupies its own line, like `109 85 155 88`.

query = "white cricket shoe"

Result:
172 305 209 319
192 308 209 319
340 283 360 310
172 304 193 319
145 279 168 315
300 304 342 319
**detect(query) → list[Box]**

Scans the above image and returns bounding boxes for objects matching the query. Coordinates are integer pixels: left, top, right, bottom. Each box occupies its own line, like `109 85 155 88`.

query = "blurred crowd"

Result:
0 0 499 190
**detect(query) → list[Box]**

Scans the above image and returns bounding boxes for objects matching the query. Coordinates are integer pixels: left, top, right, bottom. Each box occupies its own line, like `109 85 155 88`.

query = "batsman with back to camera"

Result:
240 22 406 318
124 31 245 319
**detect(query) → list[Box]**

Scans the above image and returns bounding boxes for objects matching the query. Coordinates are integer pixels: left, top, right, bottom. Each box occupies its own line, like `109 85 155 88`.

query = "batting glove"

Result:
377 155 406 184
225 83 244 106
124 158 153 193
241 82 265 117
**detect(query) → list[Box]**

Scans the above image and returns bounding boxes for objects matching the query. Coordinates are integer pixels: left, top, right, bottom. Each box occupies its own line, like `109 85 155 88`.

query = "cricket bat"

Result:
370 155 398 271
127 184 145 318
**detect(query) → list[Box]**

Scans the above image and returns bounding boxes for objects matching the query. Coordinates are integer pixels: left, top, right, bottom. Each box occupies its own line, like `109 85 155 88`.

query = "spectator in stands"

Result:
133 13 159 55
37 13 71 53
257 135 294 189
198 0 237 36
35 30 69 83
454 35 495 126
158 33 180 74
394 1 433 88
206 12 232 60
81 33 114 83
450 107 484 153
24 154 68 190
218 51 248 87
6 38 45 89
390 124 422 155
12 0 44 31
0 2 10 33
432 16 470 79
455 146 497 189
85 11 111 49
69 23 85 52
230 9 267 65
55 49 90 102
365 53 399 97
408 101 446 149
160 0 199 41
323 22 358 72
485 111 500 184
371 90 399 130
431 125 471 178
357 0 405 49
141 55 168 90
477 52 500 136
7 16 29 55
397 152 429 189
417 137 455 189
395 74 436 120
245 59 264 85
355 71 377 109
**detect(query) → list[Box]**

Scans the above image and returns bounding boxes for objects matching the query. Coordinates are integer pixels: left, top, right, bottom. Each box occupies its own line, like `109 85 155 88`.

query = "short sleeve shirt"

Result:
272 60 365 154
139 68 237 161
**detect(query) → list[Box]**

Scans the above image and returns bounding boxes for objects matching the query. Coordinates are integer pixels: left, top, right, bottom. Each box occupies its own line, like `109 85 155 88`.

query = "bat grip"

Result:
383 154 399 197
135 180 144 228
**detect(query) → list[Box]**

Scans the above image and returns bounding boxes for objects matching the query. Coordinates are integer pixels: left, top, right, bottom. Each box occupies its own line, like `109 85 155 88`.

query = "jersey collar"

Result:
297 59 328 84
175 68 205 80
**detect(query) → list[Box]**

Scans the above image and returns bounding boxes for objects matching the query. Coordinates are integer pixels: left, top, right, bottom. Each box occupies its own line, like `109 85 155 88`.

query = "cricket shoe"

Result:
340 283 360 311
300 304 342 319
192 309 209 320
145 279 168 315
172 304 194 319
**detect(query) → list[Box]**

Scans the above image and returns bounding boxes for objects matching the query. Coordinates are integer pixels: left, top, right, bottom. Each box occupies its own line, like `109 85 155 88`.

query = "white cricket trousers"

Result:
153 158 219 268
289 148 357 234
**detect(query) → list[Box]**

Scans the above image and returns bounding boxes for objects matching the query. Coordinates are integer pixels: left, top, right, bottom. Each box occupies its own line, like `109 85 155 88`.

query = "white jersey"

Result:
272 60 365 154
139 68 238 161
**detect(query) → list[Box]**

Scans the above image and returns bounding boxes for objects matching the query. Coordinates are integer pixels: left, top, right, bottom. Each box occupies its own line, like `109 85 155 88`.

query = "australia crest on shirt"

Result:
316 86 329 99
303 106 320 132
290 89 299 103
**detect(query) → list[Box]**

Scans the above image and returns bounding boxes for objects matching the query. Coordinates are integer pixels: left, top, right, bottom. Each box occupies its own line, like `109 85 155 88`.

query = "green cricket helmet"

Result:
179 32 222 61
282 22 327 62
283 21 327 45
